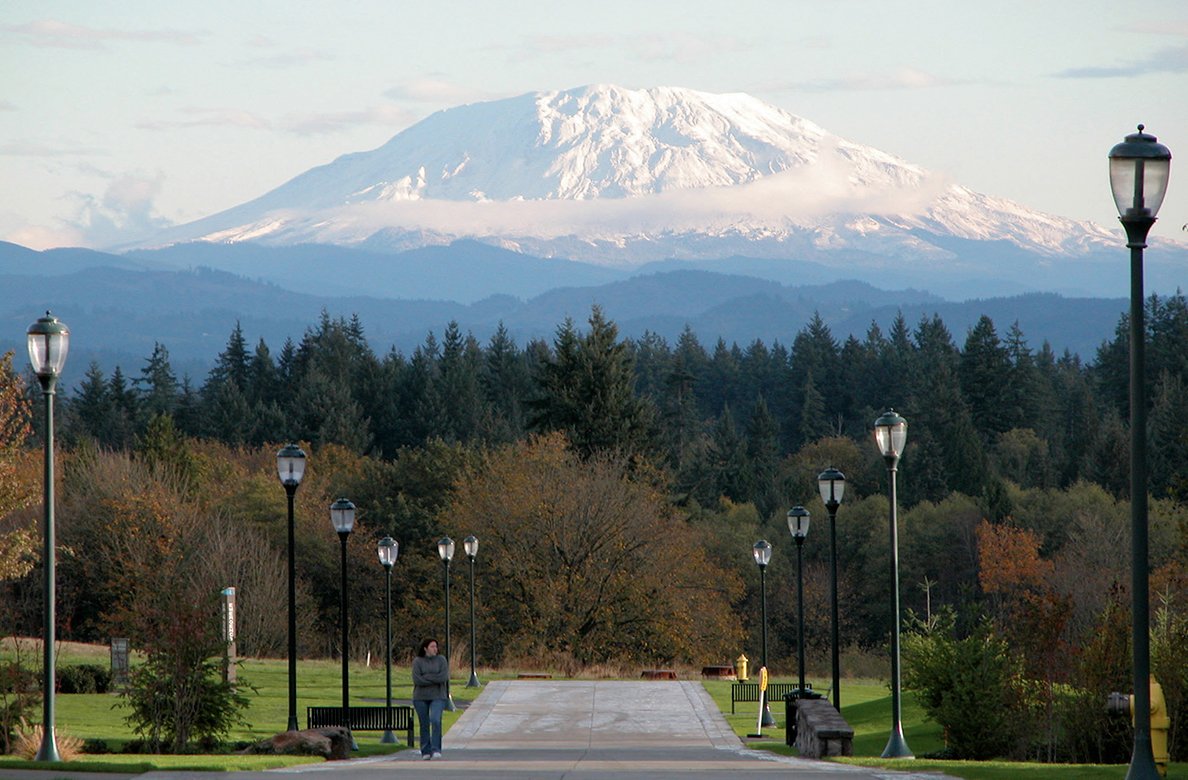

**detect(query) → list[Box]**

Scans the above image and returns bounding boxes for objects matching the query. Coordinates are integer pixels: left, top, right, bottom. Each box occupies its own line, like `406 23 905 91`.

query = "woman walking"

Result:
412 638 449 759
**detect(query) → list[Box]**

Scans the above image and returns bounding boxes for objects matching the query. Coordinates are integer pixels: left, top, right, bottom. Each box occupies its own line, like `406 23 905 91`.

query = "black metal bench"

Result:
306 705 414 746
730 682 812 713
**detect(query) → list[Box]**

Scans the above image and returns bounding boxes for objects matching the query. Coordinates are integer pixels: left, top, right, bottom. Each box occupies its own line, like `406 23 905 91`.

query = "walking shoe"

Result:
422 752 432 760
432 752 443 760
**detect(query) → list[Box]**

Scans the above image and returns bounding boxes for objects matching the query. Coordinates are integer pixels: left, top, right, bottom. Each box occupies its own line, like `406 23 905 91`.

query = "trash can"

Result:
784 687 823 746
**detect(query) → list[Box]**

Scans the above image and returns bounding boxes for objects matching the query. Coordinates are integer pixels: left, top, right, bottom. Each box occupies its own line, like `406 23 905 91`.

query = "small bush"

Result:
58 664 112 694
82 738 110 754
12 718 84 761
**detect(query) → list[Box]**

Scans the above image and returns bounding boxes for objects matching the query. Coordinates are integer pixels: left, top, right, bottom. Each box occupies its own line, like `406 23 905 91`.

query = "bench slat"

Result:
307 705 414 746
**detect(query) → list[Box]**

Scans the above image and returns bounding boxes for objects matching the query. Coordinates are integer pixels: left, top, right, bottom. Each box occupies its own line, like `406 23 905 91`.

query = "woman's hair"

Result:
417 638 439 657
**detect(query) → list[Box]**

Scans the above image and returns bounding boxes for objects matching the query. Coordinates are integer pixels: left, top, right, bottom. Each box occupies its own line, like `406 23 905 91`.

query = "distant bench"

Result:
307 705 414 746
729 682 816 713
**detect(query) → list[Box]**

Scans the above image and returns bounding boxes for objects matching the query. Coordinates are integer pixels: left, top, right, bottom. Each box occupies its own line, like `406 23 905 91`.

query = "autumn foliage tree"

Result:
440 433 743 668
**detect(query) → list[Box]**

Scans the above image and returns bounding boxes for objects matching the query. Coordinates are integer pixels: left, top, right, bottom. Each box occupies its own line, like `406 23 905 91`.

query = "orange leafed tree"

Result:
441 433 743 667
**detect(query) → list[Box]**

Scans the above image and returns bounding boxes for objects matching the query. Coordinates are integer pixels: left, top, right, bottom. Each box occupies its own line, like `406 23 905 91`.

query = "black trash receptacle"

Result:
783 686 823 746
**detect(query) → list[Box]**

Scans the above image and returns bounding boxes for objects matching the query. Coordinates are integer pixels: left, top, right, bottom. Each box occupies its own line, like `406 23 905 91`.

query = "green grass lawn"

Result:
3 651 1184 778
701 676 1185 779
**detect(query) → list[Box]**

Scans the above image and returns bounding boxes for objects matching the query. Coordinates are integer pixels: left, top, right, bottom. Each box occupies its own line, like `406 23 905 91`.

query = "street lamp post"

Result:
752 539 775 728
276 443 306 733
27 311 68 763
873 409 912 759
330 498 356 749
787 506 811 697
438 537 455 700
377 536 399 744
464 535 480 688
818 467 846 711
1109 124 1172 780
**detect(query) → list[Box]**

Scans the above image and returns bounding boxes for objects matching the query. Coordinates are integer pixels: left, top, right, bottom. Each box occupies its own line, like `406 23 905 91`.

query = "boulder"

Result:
242 727 352 760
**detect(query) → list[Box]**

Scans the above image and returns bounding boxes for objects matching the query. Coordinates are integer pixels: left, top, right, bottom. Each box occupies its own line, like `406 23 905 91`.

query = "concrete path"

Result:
0 680 954 779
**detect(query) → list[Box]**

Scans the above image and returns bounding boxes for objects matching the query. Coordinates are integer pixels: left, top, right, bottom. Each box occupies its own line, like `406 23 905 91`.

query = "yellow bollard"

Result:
1150 677 1170 778
735 653 749 681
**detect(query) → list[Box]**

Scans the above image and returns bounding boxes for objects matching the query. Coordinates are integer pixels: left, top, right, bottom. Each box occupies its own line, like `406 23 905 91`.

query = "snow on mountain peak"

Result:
144 84 1120 264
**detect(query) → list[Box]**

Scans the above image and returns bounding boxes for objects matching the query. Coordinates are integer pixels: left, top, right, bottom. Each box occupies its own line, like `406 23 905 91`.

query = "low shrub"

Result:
58 664 112 694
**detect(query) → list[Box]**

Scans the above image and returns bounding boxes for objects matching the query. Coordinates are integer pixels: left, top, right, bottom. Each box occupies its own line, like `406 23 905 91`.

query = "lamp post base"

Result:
881 728 914 759
761 704 776 728
467 671 481 688
34 730 61 763
380 730 398 744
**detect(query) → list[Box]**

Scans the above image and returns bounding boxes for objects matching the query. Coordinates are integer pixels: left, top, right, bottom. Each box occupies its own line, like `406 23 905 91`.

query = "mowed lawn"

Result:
2 646 1184 778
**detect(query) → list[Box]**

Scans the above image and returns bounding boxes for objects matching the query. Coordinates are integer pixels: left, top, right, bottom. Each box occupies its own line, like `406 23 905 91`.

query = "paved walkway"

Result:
0 681 954 779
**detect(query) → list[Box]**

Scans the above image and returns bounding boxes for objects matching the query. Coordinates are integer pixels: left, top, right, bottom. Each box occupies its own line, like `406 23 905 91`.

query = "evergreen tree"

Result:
706 405 748 505
1149 370 1188 498
136 342 179 424
482 323 532 442
960 315 1012 441
70 361 111 443
437 321 485 442
745 395 782 516
105 366 137 449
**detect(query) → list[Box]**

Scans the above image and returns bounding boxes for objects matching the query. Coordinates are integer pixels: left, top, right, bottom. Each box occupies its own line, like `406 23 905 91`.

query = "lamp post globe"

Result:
377 536 398 744
752 539 775 728
330 499 356 749
463 535 481 688
438 537 454 700
817 466 846 710
276 443 306 732
27 312 68 763
873 410 912 759
787 506 811 698
1109 125 1171 780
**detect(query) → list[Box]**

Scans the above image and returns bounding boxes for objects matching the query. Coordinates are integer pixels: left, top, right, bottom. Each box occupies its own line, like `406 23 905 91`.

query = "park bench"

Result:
306 705 414 746
730 682 811 713
787 697 853 757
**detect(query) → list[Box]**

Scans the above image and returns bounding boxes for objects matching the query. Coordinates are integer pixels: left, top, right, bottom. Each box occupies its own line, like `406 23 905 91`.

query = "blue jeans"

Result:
413 698 445 755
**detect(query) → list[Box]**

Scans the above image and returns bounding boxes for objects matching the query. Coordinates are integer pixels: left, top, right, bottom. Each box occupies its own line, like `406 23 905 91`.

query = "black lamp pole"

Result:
818 467 846 710
874 410 912 759
277 444 306 733
787 506 811 695
438 537 455 700
1109 125 1172 780
27 312 68 763
752 539 775 727
330 499 356 750
377 537 398 744
464 536 480 688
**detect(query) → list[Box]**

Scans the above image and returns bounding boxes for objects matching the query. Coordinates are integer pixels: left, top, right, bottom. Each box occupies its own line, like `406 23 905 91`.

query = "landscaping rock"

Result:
242 727 352 760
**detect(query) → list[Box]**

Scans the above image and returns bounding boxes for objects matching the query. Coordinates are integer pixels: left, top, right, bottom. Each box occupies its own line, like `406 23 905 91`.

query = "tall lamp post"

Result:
873 410 912 759
1109 125 1172 780
27 312 68 763
377 536 399 744
463 535 480 688
438 537 455 700
752 539 775 728
817 467 846 711
787 506 811 697
276 443 306 733
330 498 356 749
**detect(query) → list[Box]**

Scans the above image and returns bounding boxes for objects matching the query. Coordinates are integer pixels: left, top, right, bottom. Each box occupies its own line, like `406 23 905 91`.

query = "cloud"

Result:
383 76 492 105
65 172 174 247
1 18 203 49
0 140 105 158
236 47 334 68
778 66 963 92
278 105 419 136
1055 43 1188 78
497 31 749 65
1121 20 1188 37
0 100 15 111
136 108 272 131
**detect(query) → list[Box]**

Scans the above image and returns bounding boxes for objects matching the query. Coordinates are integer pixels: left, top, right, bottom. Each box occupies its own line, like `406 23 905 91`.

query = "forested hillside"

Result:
2 296 1187 761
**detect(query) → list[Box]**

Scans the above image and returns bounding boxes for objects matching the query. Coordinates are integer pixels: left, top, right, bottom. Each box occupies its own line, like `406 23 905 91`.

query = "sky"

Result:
2 0 1187 252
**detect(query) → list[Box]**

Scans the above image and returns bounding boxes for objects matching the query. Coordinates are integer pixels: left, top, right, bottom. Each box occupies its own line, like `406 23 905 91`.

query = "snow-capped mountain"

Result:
146 85 1143 285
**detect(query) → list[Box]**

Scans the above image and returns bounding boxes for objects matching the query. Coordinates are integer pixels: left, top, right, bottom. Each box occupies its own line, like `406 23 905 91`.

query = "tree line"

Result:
2 295 1187 759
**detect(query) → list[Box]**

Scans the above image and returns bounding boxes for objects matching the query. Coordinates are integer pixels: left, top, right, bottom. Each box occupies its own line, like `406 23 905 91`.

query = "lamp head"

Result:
27 311 69 388
438 536 455 563
464 535 479 559
752 539 772 569
873 409 908 464
787 505 811 541
1109 124 1172 221
817 467 846 509
276 443 307 488
377 536 398 569
329 498 355 535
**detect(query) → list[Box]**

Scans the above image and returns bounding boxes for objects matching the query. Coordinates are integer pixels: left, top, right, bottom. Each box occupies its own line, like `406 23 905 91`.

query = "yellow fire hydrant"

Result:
735 653 749 681
1108 676 1170 777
